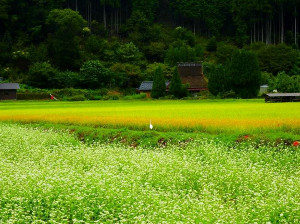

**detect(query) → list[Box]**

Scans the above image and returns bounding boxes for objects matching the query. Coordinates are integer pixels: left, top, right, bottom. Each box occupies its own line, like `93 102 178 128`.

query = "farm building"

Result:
265 93 300 103
137 63 208 97
177 63 208 93
138 81 170 98
0 83 20 100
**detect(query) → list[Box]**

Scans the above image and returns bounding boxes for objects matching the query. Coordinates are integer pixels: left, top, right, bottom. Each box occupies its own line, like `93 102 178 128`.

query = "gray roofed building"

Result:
0 83 20 90
0 83 20 100
138 81 170 98
138 81 170 91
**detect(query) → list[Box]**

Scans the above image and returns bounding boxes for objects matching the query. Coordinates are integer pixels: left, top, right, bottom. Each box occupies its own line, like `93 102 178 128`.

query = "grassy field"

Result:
0 99 300 133
0 123 299 223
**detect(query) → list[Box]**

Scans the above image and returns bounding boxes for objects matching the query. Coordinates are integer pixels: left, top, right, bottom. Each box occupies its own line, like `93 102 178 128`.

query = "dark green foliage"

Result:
131 0 159 22
110 63 142 88
289 55 300 76
207 63 230 96
229 50 261 98
50 71 80 88
17 93 50 100
216 44 237 64
173 27 195 47
269 72 300 93
116 42 144 65
260 72 273 85
169 68 188 98
151 66 165 99
144 42 166 62
258 44 298 75
206 37 217 52
28 62 57 88
80 60 111 89
165 45 196 66
46 9 86 70
67 95 86 101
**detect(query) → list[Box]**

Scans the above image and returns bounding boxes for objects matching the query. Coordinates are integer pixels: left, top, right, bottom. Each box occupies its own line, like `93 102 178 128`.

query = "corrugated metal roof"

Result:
266 93 300 97
0 83 20 90
138 81 169 91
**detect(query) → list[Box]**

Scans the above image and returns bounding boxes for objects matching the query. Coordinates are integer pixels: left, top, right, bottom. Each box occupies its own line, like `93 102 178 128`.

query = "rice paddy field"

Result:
1 99 300 223
0 99 300 133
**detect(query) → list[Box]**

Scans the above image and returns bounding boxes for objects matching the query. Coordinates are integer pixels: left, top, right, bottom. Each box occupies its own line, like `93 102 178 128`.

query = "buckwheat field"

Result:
1 123 299 223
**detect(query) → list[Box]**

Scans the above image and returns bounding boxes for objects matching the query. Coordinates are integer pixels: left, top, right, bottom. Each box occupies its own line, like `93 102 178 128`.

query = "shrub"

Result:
17 93 50 100
269 72 300 93
67 95 86 101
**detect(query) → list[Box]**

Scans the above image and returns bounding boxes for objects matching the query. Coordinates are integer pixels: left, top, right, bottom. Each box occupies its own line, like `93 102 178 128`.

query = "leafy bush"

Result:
67 95 86 101
17 93 50 100
123 93 147 100
269 72 300 93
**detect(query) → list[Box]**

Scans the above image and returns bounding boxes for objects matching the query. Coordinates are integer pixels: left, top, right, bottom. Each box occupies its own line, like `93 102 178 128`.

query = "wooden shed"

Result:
0 83 20 100
177 63 208 93
265 93 300 103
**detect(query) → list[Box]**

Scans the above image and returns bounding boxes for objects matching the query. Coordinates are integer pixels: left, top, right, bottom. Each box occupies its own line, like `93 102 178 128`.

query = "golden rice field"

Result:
0 99 300 133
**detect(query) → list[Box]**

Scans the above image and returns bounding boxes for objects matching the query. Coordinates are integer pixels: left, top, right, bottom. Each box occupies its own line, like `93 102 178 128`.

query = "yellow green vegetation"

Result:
0 100 299 134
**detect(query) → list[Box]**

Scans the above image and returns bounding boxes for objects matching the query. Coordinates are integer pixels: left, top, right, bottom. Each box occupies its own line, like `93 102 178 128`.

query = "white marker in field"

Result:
150 120 153 130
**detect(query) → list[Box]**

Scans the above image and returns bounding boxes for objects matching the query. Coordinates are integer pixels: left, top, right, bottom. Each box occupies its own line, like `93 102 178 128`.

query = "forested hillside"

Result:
0 0 300 97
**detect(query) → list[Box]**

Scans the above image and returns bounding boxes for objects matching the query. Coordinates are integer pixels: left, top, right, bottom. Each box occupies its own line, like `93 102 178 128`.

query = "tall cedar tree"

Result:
169 67 185 98
151 66 165 99
229 50 261 98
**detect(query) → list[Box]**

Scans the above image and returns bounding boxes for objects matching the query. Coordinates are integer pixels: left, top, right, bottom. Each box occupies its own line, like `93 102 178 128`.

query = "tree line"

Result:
0 0 300 98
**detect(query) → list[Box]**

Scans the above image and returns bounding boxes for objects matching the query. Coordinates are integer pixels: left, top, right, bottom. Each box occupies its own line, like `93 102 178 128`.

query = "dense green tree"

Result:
28 62 57 88
169 68 188 98
110 63 142 88
116 42 144 65
165 44 196 66
151 66 165 99
207 64 230 96
228 50 261 98
258 44 298 75
46 9 87 70
50 71 80 88
80 60 111 88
